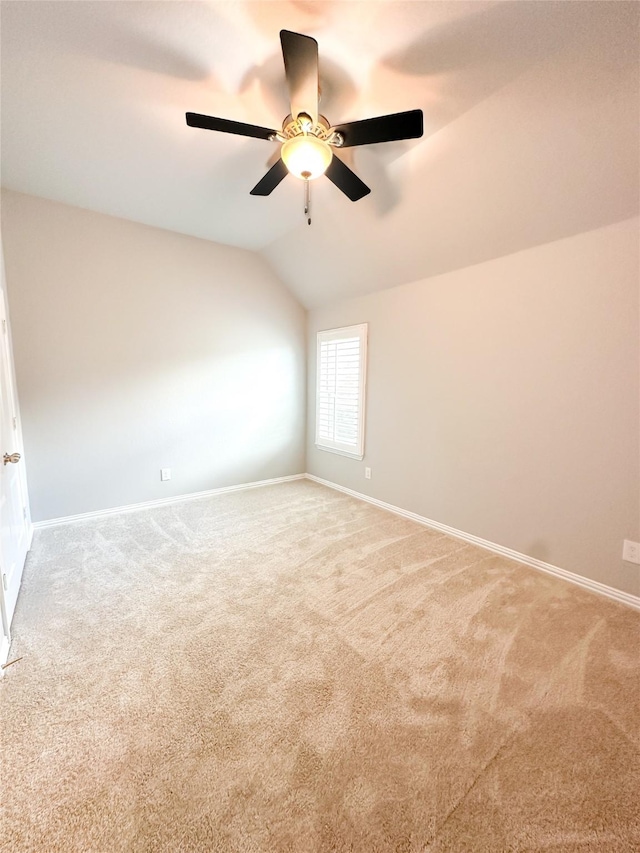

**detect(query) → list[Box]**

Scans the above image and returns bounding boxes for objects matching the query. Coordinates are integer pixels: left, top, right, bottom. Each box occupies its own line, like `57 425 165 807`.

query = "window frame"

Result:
315 323 368 461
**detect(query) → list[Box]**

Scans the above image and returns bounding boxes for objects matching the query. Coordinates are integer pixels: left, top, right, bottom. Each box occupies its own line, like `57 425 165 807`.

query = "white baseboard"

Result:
0 634 10 671
29 471 640 612
33 474 306 529
305 474 640 612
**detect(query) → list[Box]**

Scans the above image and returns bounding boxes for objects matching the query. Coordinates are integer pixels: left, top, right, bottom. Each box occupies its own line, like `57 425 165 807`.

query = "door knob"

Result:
3 452 21 466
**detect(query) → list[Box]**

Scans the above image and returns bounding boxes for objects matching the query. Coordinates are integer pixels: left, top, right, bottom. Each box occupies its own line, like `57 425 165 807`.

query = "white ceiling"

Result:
2 1 638 307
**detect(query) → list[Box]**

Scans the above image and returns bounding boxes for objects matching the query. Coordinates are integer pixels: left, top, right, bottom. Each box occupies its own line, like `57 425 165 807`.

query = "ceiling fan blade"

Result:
250 159 288 196
331 109 424 147
280 30 319 125
186 112 276 141
325 155 371 202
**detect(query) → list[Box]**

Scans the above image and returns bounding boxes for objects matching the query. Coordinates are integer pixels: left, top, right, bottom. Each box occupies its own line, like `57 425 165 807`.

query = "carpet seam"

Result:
426 666 567 851
424 717 527 851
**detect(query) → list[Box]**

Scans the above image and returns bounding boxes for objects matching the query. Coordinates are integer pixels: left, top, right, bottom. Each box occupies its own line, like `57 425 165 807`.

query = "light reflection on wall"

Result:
52 342 305 512
171 345 302 485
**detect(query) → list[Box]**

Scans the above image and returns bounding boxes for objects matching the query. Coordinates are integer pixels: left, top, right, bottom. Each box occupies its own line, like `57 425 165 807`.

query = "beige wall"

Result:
307 218 640 597
1 190 306 521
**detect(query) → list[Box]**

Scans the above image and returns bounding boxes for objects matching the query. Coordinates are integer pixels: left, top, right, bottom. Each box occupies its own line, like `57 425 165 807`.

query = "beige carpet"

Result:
1 480 638 852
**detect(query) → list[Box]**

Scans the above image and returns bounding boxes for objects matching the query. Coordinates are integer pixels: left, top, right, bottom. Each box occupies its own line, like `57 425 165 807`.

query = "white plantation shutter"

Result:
316 324 367 459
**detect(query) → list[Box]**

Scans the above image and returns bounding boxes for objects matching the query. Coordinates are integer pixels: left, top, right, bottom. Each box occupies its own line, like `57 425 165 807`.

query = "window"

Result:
315 324 367 460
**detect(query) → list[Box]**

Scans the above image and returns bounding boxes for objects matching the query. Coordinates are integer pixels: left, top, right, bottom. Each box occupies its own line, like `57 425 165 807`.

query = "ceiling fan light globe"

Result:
281 136 333 180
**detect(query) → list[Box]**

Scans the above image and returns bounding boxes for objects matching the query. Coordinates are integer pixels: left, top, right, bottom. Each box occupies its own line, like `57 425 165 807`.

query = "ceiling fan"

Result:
186 30 424 221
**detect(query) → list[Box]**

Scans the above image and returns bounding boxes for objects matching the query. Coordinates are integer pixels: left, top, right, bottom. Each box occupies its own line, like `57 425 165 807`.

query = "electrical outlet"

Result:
622 540 640 564
160 468 171 482
365 467 371 480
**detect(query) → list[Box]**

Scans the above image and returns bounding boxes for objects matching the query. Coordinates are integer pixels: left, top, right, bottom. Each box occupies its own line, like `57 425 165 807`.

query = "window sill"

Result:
315 444 364 461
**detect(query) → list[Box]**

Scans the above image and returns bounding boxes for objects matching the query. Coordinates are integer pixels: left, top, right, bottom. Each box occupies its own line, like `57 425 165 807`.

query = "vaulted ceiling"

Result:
2 1 638 307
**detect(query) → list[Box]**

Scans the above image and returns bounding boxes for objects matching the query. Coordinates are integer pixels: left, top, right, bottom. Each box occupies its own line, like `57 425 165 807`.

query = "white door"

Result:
0 239 30 663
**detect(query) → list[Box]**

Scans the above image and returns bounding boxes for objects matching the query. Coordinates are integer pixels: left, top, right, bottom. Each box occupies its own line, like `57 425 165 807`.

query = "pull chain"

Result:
303 175 311 225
